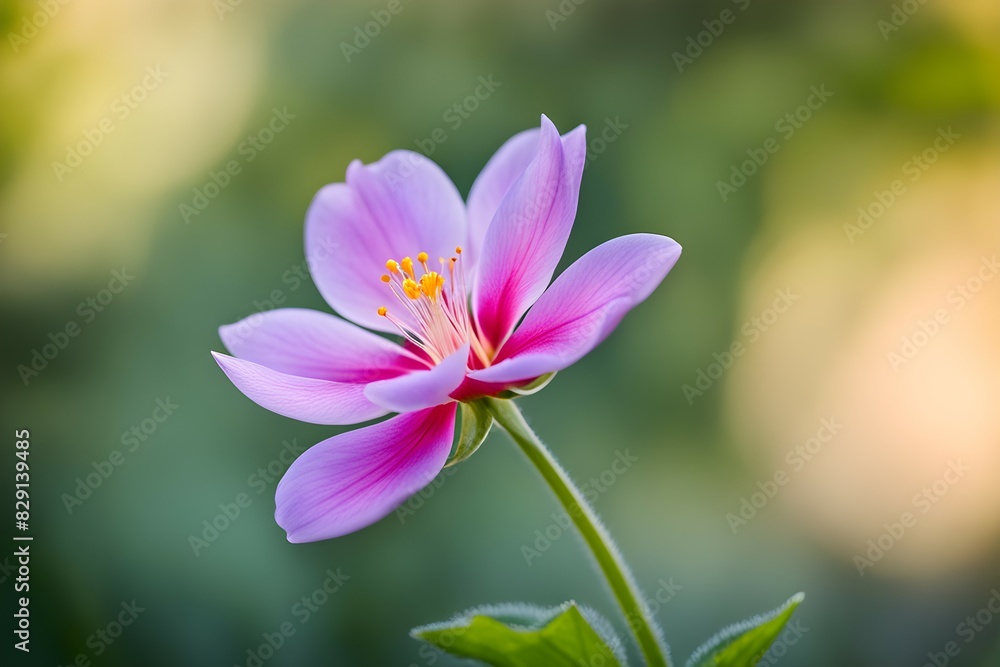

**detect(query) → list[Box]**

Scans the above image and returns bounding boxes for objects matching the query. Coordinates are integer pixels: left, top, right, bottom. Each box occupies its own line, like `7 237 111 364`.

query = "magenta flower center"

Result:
378 247 492 367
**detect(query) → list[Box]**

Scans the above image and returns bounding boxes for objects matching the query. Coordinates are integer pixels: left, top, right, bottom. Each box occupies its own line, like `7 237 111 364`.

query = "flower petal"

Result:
364 343 469 413
275 404 457 542
473 115 587 350
305 151 466 333
219 308 425 383
212 352 386 425
465 127 540 272
469 234 681 384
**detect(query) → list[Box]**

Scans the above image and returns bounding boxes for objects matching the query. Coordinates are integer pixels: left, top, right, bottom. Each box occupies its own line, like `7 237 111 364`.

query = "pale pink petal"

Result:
469 234 681 384
305 151 466 333
275 404 457 542
212 352 387 425
465 128 540 272
219 308 425 383
364 343 469 413
473 115 587 350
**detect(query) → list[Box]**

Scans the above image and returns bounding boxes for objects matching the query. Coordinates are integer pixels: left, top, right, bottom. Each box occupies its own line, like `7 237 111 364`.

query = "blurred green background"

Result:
3 0 1000 665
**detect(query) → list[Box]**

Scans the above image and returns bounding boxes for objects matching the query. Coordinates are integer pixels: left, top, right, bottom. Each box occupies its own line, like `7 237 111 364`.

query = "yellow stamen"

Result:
419 272 444 300
376 245 492 368
402 278 421 299
417 251 431 274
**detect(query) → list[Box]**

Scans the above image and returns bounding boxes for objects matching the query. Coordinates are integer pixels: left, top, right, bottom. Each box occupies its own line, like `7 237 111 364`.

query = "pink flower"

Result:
212 115 681 542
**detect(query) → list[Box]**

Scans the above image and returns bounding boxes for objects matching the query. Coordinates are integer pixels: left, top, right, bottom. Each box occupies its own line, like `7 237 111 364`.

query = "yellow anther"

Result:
419 272 444 299
372 245 487 368
402 278 420 299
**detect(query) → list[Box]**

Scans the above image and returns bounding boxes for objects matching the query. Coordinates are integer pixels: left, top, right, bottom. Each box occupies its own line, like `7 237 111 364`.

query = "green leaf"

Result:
411 601 628 667
685 593 805 667
445 401 493 468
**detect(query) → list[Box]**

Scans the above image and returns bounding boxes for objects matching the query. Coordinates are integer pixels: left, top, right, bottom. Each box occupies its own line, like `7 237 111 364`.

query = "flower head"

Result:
212 115 681 542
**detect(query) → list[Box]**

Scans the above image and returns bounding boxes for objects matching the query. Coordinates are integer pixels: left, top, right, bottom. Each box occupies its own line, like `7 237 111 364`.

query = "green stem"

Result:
483 397 670 667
